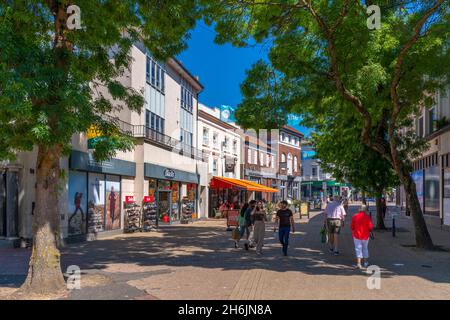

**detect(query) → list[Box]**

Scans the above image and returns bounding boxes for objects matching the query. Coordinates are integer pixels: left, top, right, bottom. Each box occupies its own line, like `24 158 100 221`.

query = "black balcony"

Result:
101 116 207 162
133 125 207 162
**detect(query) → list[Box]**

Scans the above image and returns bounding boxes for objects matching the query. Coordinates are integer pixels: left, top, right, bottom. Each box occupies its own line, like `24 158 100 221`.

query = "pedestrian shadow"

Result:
44 205 448 289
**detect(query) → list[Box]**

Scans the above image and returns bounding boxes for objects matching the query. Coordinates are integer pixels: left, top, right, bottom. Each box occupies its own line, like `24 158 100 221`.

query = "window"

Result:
417 116 424 137
281 153 286 163
272 155 275 168
203 128 209 145
180 129 193 147
146 57 165 93
213 133 218 148
428 107 437 134
301 166 304 176
294 156 298 172
213 159 218 175
254 150 257 165
266 154 270 167
232 140 237 154
280 133 284 141
146 110 165 134
181 78 194 113
287 153 293 174
248 149 252 164
224 137 229 150
260 152 264 166
312 167 317 177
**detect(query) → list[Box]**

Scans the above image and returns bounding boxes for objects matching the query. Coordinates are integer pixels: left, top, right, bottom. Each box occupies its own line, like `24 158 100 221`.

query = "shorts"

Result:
327 219 342 234
353 238 369 259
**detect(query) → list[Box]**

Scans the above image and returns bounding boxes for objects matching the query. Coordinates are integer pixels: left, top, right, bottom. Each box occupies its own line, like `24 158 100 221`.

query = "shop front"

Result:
209 176 278 218
68 150 136 239
145 163 199 224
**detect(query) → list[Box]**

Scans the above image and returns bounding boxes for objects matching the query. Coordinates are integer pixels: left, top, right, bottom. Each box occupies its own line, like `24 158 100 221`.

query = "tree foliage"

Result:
202 0 450 248
0 0 200 161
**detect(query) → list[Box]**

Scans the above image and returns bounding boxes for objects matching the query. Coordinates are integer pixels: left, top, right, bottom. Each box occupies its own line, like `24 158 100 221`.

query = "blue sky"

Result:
178 21 312 137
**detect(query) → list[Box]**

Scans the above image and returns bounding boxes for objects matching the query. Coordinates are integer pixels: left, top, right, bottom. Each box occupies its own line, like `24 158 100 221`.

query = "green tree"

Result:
0 0 199 295
203 0 450 249
309 111 399 229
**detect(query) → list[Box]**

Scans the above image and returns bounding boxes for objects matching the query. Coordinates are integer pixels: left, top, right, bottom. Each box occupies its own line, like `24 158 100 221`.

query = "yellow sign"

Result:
300 203 309 217
86 125 103 139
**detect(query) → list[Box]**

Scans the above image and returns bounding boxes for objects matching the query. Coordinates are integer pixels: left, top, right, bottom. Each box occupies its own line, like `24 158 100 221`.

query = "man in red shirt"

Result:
350 205 373 269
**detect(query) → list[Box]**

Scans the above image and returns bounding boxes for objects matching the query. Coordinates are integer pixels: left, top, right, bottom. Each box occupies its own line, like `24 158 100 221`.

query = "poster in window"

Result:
105 175 121 230
411 170 424 213
68 171 87 236
88 173 105 233
424 166 440 216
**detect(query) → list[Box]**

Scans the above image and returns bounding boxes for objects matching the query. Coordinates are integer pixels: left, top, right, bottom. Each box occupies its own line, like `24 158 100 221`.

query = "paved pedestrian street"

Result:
1 205 450 300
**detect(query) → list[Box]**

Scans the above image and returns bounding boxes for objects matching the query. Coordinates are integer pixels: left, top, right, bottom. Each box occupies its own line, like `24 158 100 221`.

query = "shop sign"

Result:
143 196 155 203
125 196 135 203
226 210 239 227
164 169 176 179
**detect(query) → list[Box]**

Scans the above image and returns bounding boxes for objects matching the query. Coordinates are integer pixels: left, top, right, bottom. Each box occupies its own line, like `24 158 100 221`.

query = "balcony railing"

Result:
102 116 207 162
134 125 207 162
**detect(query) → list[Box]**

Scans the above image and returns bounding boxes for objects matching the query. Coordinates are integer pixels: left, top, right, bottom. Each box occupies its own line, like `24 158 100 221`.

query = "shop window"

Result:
171 182 180 221
105 175 121 231
88 173 106 233
68 171 87 236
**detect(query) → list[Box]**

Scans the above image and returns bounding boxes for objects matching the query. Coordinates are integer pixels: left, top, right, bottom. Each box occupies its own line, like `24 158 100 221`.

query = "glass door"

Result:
158 190 172 224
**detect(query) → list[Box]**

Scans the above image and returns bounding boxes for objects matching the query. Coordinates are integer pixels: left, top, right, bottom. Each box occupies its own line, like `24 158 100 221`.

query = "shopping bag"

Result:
320 226 328 243
232 227 240 240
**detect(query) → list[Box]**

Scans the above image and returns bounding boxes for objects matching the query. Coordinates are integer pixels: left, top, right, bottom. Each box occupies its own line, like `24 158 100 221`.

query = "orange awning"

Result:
210 177 278 193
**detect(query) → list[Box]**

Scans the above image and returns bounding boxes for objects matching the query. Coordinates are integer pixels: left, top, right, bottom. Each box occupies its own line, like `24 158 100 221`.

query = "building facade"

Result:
276 126 303 201
400 86 450 228
198 104 241 180
242 130 279 202
300 141 348 201
0 42 208 247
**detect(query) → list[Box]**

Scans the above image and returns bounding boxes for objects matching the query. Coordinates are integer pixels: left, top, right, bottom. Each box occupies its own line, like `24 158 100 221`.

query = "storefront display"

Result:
171 182 180 221
106 175 121 230
88 173 105 233
124 197 141 233
424 166 440 216
142 195 158 230
144 163 200 224
68 171 87 236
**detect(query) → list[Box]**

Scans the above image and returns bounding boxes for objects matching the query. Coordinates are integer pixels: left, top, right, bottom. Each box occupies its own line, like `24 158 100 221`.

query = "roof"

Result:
282 125 304 138
169 58 204 92
198 109 237 130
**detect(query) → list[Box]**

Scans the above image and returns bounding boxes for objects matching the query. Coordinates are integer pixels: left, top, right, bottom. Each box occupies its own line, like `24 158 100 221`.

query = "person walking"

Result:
342 197 349 215
274 200 295 256
324 195 347 255
251 200 268 255
236 203 250 249
243 200 257 250
350 205 374 269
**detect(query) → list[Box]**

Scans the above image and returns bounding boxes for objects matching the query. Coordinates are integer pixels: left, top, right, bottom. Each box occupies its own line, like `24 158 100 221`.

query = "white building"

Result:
198 104 241 180
401 86 450 228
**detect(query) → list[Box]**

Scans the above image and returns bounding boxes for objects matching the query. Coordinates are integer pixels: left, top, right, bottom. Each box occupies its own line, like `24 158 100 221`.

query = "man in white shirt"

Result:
324 195 347 255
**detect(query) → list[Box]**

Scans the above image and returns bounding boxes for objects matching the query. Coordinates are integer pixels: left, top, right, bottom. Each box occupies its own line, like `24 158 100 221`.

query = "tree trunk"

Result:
400 169 434 250
20 145 66 295
375 193 386 230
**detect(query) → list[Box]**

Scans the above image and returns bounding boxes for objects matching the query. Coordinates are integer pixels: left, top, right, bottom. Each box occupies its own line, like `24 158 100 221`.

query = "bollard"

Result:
392 216 396 237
